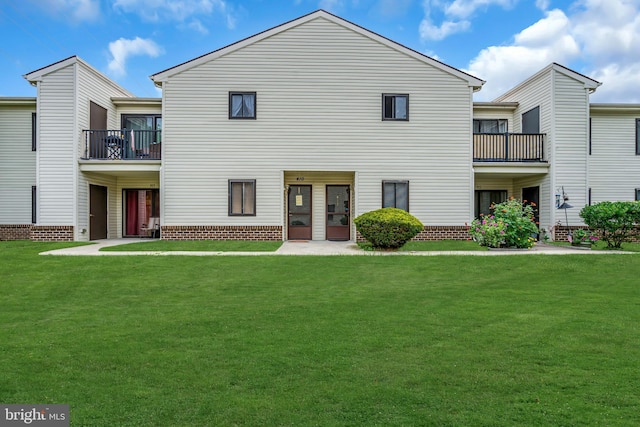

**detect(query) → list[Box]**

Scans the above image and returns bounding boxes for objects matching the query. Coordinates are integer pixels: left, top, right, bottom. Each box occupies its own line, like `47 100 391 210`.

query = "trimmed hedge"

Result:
579 201 640 249
354 208 423 249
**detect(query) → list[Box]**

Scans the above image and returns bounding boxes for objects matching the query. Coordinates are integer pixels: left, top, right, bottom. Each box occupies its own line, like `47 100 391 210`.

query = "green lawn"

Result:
101 239 283 252
2 241 639 425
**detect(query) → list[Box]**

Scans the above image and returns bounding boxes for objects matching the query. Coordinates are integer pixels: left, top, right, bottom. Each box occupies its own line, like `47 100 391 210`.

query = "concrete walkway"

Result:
39 239 634 256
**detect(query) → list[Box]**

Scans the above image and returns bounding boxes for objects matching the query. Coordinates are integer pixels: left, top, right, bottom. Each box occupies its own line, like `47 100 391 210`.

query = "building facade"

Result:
1 11 639 242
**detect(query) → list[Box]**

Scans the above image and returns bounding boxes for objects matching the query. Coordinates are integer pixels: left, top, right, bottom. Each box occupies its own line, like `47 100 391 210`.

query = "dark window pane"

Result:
382 181 409 211
229 180 256 215
384 96 394 119
32 113 36 151
522 106 540 133
636 118 640 155
230 93 256 119
383 94 408 120
395 182 408 211
475 190 508 218
383 182 396 207
395 96 407 119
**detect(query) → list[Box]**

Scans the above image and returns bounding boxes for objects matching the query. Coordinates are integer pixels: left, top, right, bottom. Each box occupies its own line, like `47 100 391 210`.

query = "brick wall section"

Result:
161 225 282 241
30 226 74 242
554 225 640 242
356 226 471 242
0 224 32 241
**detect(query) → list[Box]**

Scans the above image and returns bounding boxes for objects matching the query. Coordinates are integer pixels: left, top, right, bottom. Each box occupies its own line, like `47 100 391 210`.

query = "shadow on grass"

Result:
100 240 283 252
358 239 488 252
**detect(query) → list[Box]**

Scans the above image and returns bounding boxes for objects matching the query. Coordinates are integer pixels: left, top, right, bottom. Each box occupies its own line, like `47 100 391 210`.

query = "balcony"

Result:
82 129 161 160
473 133 545 162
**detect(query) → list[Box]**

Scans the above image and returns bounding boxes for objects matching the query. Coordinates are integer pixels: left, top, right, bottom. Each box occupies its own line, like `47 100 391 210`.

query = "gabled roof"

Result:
24 55 133 96
494 63 601 102
150 10 485 90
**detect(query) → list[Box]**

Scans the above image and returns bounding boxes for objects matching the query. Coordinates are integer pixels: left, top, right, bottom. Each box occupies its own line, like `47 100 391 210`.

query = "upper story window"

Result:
382 94 408 121
473 119 507 134
636 119 640 155
31 112 36 151
122 114 162 148
382 180 409 211
123 114 162 130
522 106 540 134
229 92 256 119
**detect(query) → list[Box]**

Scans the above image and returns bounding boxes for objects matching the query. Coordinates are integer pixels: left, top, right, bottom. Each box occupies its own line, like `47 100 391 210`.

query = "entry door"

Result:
89 101 107 158
288 185 312 240
522 186 540 223
326 185 350 241
90 184 108 240
522 186 540 239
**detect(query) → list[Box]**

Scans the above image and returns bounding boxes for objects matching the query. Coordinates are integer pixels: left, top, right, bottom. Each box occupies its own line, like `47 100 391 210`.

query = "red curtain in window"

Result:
126 191 139 235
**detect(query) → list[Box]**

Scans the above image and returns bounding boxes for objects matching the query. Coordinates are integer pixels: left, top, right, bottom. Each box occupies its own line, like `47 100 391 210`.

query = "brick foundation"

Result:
30 226 74 242
0 224 32 241
356 225 471 242
161 225 283 241
554 225 640 242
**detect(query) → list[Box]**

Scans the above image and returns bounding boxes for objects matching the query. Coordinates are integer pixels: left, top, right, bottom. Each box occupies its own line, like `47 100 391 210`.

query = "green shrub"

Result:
579 201 640 249
354 208 424 249
470 198 538 249
468 215 507 248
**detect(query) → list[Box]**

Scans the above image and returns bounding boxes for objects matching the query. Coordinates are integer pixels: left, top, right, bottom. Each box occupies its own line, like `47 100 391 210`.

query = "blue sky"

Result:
1 0 639 101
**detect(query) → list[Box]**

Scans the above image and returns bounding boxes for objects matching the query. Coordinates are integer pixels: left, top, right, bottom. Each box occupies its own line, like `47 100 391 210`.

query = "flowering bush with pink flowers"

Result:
468 215 507 248
469 198 538 249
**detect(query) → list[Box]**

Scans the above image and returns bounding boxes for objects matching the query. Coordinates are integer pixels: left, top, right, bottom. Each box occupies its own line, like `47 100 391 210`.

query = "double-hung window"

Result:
229 92 256 119
229 180 256 216
382 181 409 211
382 94 408 121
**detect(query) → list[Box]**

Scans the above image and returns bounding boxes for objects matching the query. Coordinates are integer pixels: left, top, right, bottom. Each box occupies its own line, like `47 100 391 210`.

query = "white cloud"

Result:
467 0 640 102
38 0 100 22
187 19 209 35
445 0 516 20
319 0 343 11
108 37 163 77
420 0 515 40
589 63 640 103
466 9 579 99
535 0 549 10
419 18 470 40
113 0 236 30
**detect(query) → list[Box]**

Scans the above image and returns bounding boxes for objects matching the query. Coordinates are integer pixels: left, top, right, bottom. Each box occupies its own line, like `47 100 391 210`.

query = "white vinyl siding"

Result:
552 71 590 225
589 111 640 203
162 17 473 229
36 64 76 225
0 104 37 223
